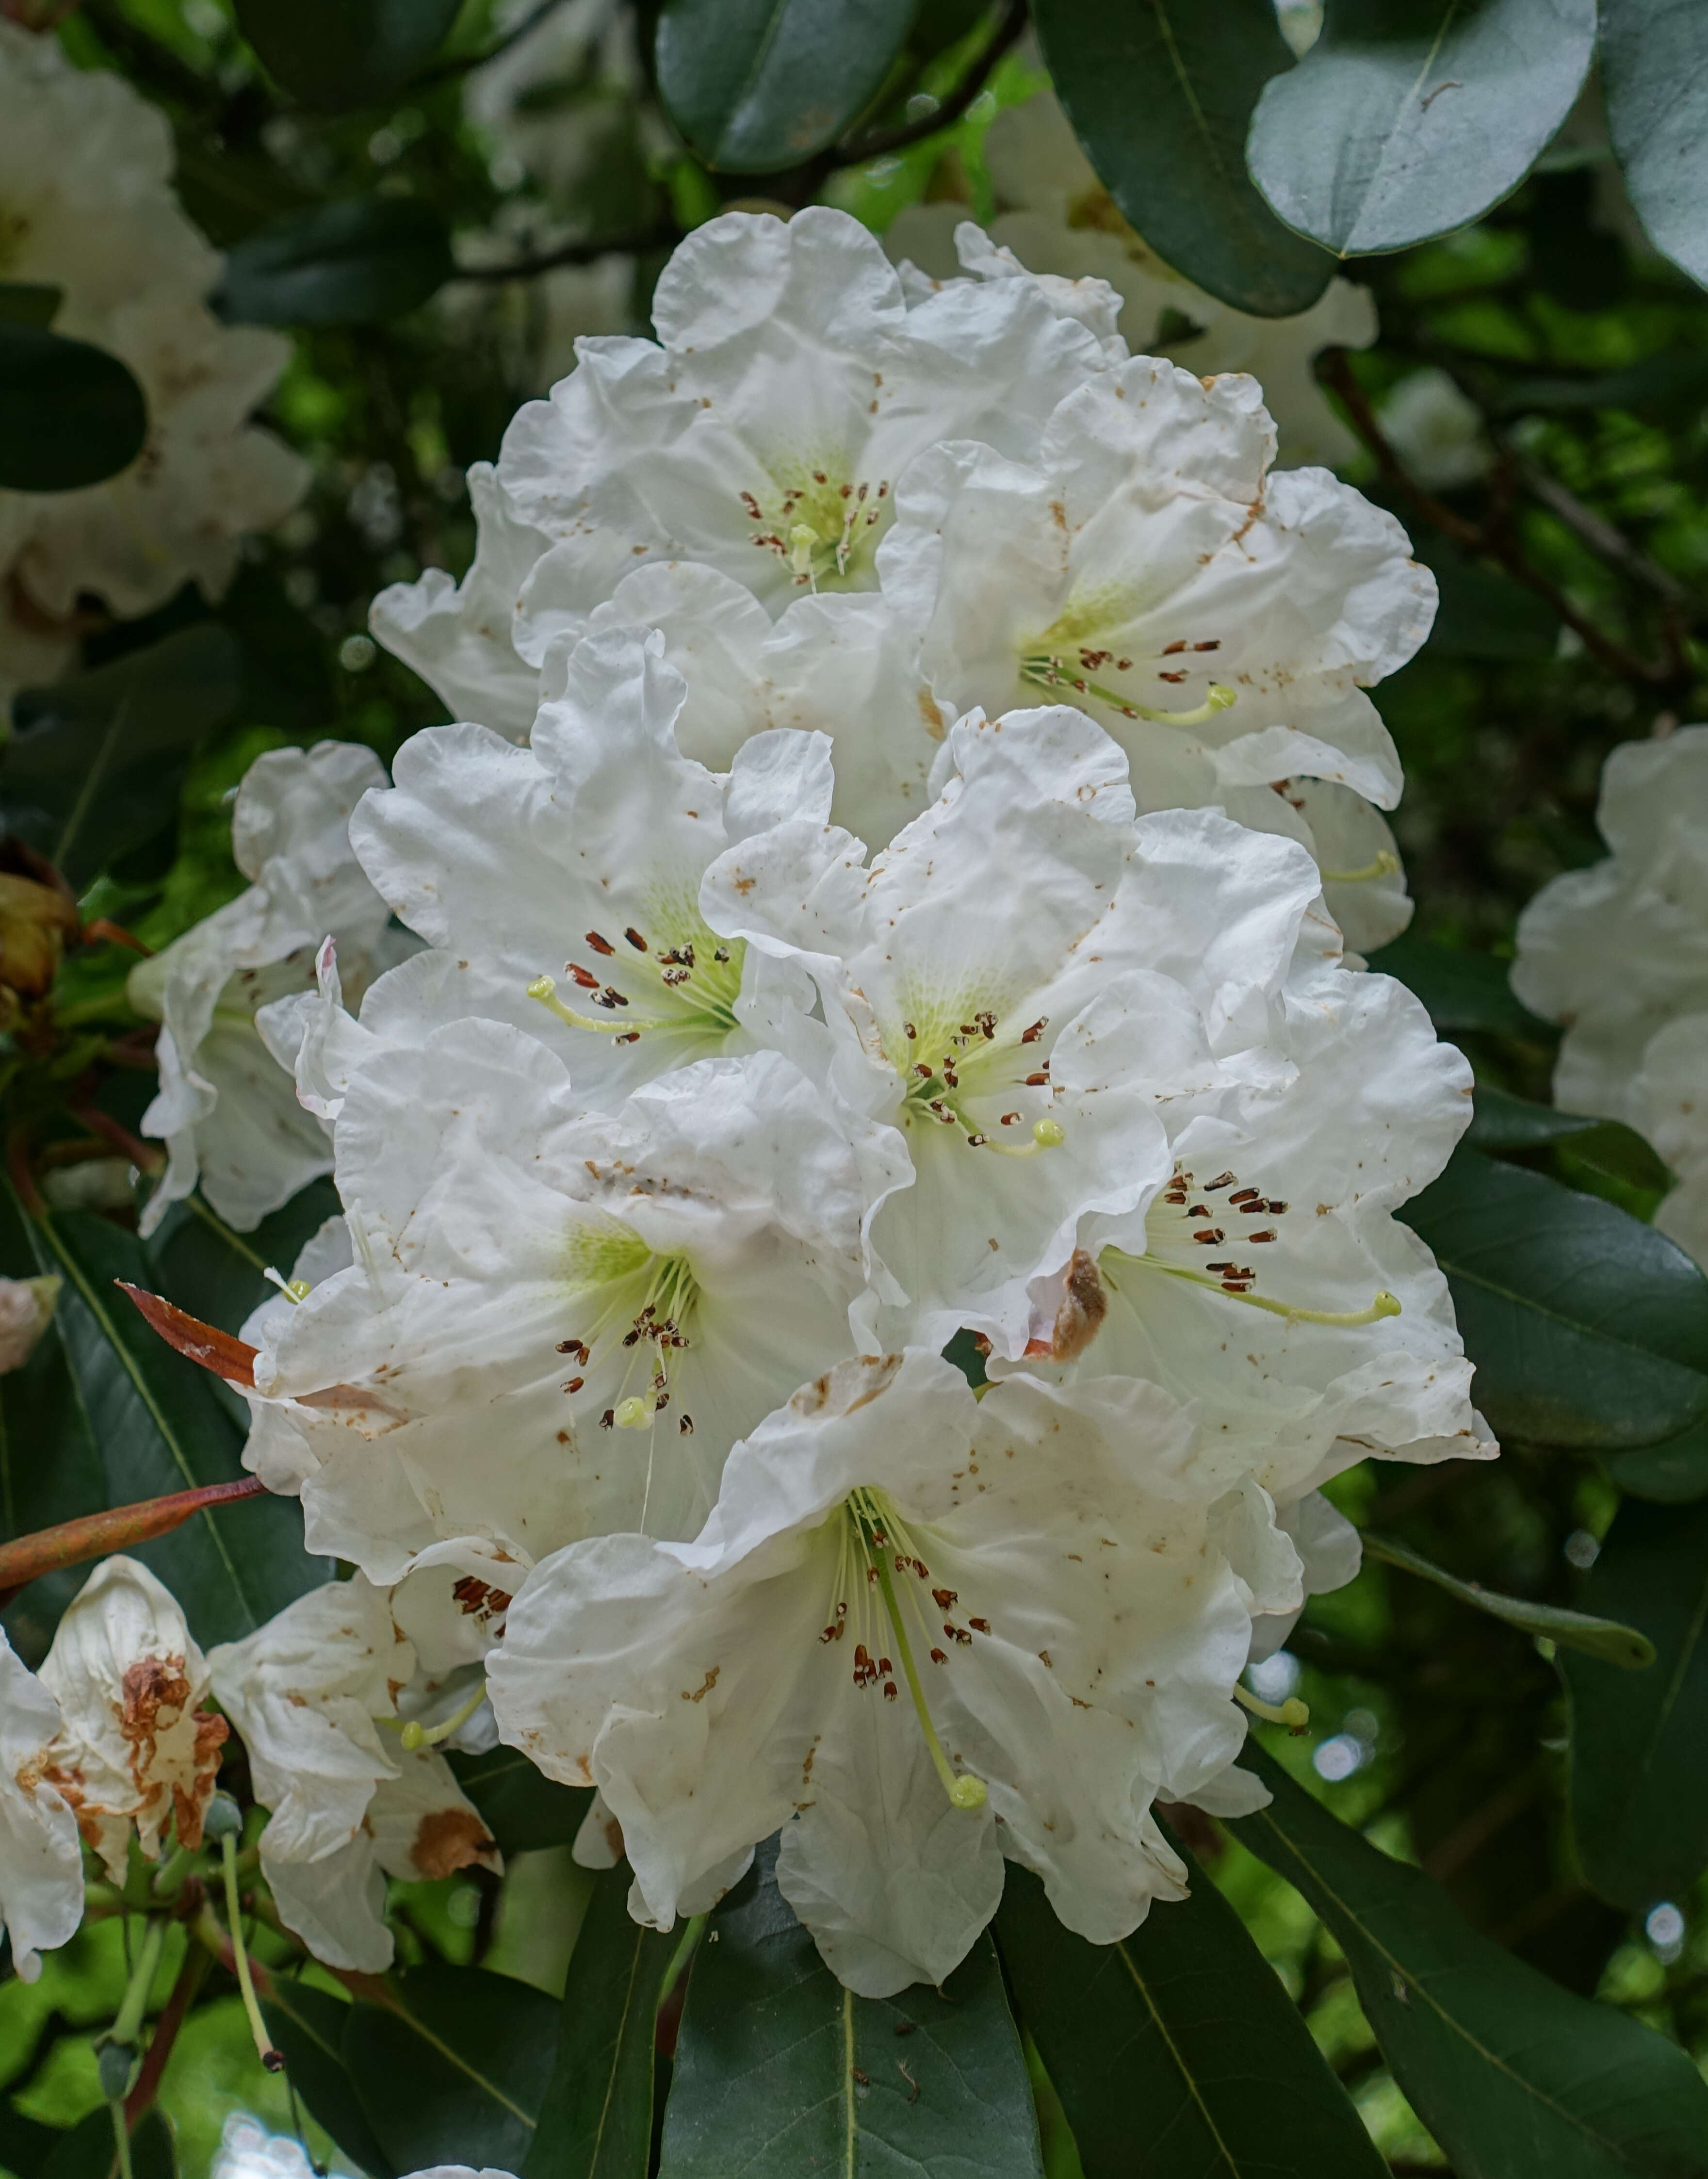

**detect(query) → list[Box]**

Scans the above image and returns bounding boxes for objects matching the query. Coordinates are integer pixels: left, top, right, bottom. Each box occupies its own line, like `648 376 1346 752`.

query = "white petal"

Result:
0 1631 82 1982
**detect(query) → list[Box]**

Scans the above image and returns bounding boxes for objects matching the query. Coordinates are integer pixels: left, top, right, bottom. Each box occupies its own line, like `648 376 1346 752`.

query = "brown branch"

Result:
1316 347 1687 690
124 1942 210 2129
448 224 680 283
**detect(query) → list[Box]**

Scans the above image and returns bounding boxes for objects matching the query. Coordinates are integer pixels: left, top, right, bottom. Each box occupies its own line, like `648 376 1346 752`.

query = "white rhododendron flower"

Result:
490 1351 1294 1997
0 22 306 702
130 741 413 1237
36 1556 228 1882
296 629 838 1109
887 89 1377 471
499 207 1116 619
209 1576 500 1972
0 1630 83 1982
871 356 1429 937
1513 726 1708 1264
1378 369 1490 493
242 1019 897 1581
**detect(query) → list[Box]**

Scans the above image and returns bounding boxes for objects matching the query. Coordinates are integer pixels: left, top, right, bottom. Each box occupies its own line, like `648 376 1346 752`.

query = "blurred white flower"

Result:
0 21 307 704
1379 368 1491 491
0 1273 59 1373
1513 725 1708 1264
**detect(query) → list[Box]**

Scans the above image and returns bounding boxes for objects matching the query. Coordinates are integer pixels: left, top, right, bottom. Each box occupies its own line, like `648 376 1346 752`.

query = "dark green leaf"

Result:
36 2110 175 2179
263 1982 396 2179
1562 1497 1708 1911
1602 0 1708 289
1226 1742 1708 2179
1466 1085 1602 1154
655 0 918 172
1604 1419 1708 1505
1247 0 1597 256
1399 1147 1708 1448
1499 353 1708 425
0 284 61 330
448 1747 593 1858
1366 934 1548 1038
1361 1530 1654 1669
1033 0 1332 315
1415 536 1562 660
0 324 147 494
342 1965 559 2175
146 1181 340 1338
996 1850 1385 2178
523 1867 676 2179
233 0 463 111
4 625 240 883
26 1206 325 1648
659 1834 1042 2178
0 1181 105 1659
214 198 453 327
0 2097 61 2178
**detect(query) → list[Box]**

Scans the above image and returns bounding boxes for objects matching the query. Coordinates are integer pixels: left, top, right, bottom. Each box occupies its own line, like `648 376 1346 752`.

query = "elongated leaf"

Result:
1562 1497 1708 1911
343 1965 558 2175
1466 1087 1605 1155
26 1208 324 1647
523 1868 676 2179
1362 1531 1655 1668
1399 1146 1708 1448
996 1852 1385 2177
1604 1419 1708 1505
0 323 146 493
1602 0 1708 290
1226 1743 1708 2178
448 1747 592 1858
0 1182 104 1659
4 626 240 883
655 0 917 172
1247 0 1597 257
0 2096 59 2176
234 0 463 111
1366 935 1548 1038
1033 0 1332 316
214 198 453 327
261 1982 397 2179
660 1835 1041 2178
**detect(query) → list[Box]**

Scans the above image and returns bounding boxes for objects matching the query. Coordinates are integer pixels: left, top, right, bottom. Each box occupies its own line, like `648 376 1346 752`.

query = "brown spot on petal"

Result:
412 1807 498 1879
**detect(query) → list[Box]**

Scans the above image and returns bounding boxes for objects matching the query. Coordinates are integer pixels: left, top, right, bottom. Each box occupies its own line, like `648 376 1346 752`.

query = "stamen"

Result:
1021 654 1238 727
1318 850 1402 886
398 1681 488 1754
789 524 818 585
206 1798 284 2071
1143 1259 1402 1326
262 1268 311 1303
861 1512 986 1812
1235 1683 1309 1732
527 974 673 1037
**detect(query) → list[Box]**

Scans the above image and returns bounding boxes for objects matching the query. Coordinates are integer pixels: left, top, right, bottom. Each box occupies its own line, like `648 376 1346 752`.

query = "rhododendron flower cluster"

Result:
5 207 1493 2003
0 23 306 702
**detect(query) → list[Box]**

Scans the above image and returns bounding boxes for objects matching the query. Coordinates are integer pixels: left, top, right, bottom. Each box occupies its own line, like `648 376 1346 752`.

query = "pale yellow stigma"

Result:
1319 850 1402 886
1236 1684 1310 1733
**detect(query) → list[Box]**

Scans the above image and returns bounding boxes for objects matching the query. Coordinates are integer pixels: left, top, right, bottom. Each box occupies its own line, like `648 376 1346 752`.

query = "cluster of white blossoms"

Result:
885 88 1379 474
0 22 306 704
1513 727 1708 1265
7 206 1493 2000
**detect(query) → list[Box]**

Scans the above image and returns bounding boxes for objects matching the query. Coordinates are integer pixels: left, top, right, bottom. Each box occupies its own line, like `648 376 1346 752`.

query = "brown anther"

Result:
1161 638 1187 655
1193 639 1220 651
603 988 629 1007
969 1618 991 1634
1021 1018 1047 1044
1249 1230 1278 1243
966 1132 988 1148
1159 669 1188 683
1229 1187 1261 1205
616 1031 641 1044
932 1588 958 1610
1025 1071 1050 1087
562 1377 584 1394
624 927 647 951
1000 1112 1021 1126
586 931 615 956
930 1647 948 1665
600 1409 615 1429
679 1414 694 1433
714 945 732 963
883 1681 898 1701
1194 1229 1225 1244
568 963 601 990
945 1623 973 1646
1204 1171 1237 1190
